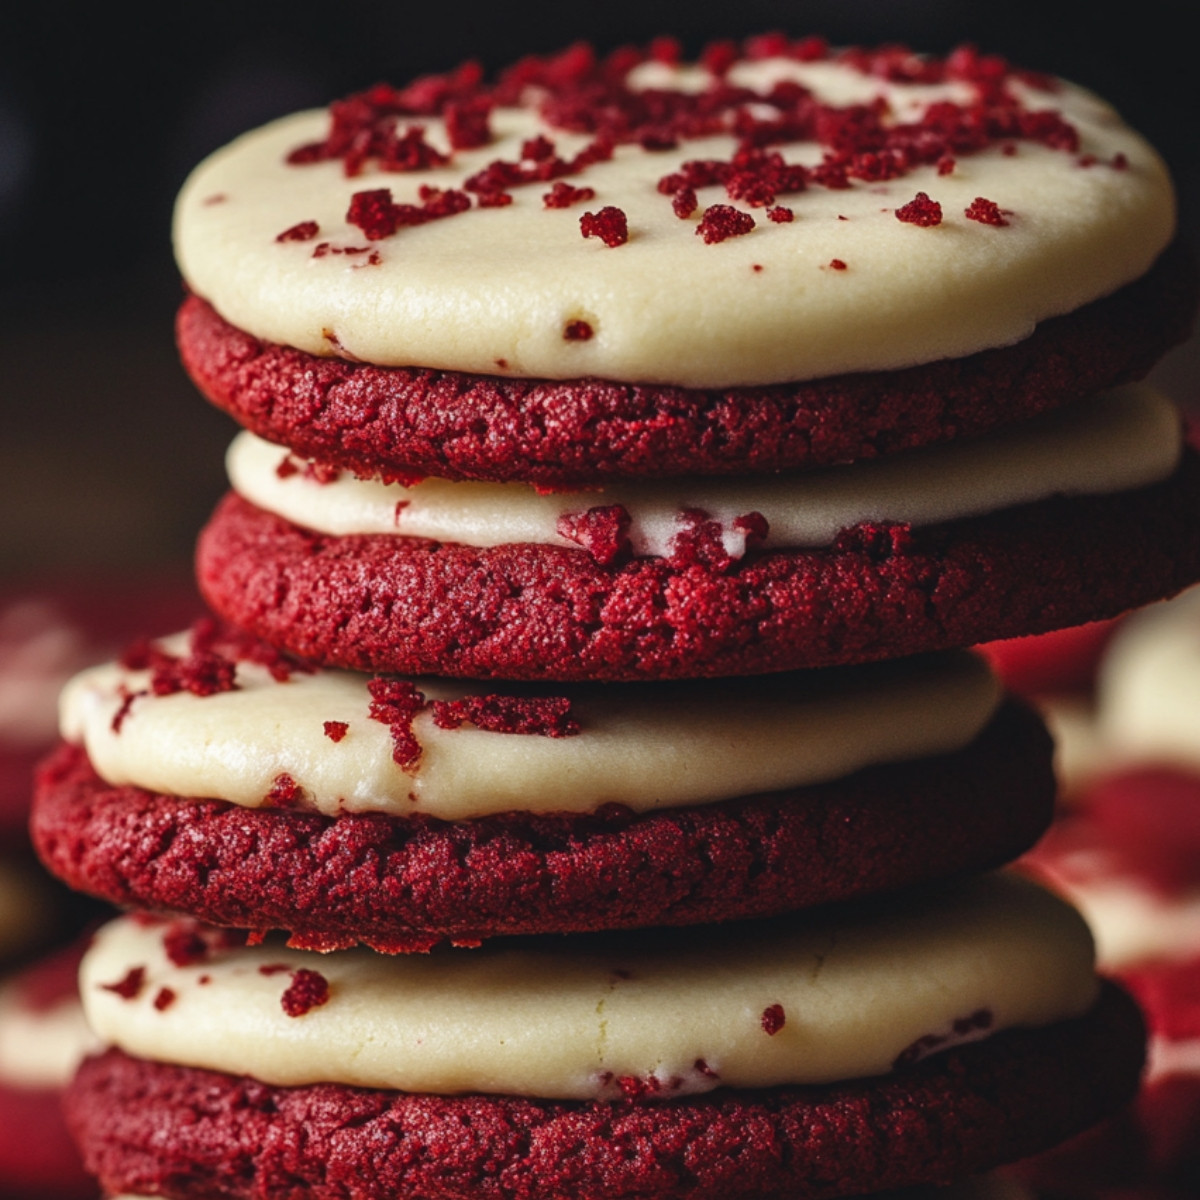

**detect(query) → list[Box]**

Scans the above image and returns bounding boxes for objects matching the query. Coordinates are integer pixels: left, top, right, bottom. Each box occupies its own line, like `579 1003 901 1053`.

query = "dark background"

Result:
1 1 1196 581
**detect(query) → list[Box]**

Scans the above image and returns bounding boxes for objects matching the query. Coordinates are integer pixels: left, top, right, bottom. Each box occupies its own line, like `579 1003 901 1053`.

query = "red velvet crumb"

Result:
895 191 943 226
580 206 628 247
276 221 320 243
563 320 593 341
153 987 176 1012
162 925 210 968
100 967 145 1001
258 964 292 976
323 720 349 742
937 156 956 175
367 677 428 769
965 196 1009 225
430 694 580 737
543 180 597 208
696 205 755 244
761 1003 786 1035
671 187 698 219
829 258 847 270
767 206 794 223
556 504 632 566
280 968 330 1017
266 773 303 807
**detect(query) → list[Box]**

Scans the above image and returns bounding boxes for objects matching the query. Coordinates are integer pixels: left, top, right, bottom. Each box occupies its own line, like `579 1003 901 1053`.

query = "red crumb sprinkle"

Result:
198 975 211 986
276 220 320 243
1112 152 1128 170
767 206 794 223
367 677 428 769
543 180 597 208
258 964 292 977
761 1003 786 1036
162 925 209 968
694 1058 720 1079
671 186 698 219
110 685 145 734
323 720 349 742
430 694 581 737
346 188 401 239
556 503 633 566
580 206 628 246
100 967 145 1001
153 988 176 1012
895 191 943 226
829 258 847 270
266 773 303 807
752 264 763 272
696 204 755 244
965 196 1009 225
563 319 593 341
280 969 330 1017
936 156 956 175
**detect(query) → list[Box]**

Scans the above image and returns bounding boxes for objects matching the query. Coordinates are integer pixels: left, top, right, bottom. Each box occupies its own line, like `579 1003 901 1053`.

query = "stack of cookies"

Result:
30 36 1200 1199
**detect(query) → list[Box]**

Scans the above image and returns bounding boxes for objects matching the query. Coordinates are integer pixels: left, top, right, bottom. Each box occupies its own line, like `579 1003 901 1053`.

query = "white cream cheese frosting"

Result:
80 873 1097 1098
60 640 997 820
1094 584 1200 771
227 384 1180 555
0 985 94 1090
173 54 1174 388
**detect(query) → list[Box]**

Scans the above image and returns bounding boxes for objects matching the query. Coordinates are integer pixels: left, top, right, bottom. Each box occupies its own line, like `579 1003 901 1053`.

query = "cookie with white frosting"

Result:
174 38 1200 680
63 875 1145 1200
32 626 1054 947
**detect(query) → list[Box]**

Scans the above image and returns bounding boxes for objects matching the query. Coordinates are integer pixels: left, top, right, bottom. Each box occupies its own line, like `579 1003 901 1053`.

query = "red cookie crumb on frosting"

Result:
965 196 1010 226
555 503 633 566
563 320 594 341
895 192 943 226
280 968 330 1017
153 988 176 1012
696 204 755 243
429 694 580 737
543 181 596 208
761 1004 786 1035
100 967 145 1001
580 206 628 246
366 678 427 769
275 220 319 242
323 720 349 742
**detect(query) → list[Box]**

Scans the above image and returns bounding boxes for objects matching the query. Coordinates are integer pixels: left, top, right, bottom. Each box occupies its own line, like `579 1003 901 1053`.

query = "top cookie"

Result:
174 38 1174 392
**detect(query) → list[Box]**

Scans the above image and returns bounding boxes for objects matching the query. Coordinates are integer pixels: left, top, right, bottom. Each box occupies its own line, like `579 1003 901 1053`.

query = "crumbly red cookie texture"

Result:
64 983 1143 1200
174 244 1196 487
31 702 1051 949
195 456 1200 682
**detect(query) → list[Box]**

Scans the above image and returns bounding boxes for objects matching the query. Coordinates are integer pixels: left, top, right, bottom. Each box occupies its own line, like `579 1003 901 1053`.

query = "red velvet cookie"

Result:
64 981 1144 1200
175 242 1196 488
31 698 1052 950
0 942 95 1200
196 455 1200 682
0 571 202 843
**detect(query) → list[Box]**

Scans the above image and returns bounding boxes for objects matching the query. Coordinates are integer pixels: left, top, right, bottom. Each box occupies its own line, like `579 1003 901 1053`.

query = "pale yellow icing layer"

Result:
60 644 997 820
173 61 1173 388
228 385 1180 554
80 873 1097 1098
1095 584 1200 770
0 987 94 1089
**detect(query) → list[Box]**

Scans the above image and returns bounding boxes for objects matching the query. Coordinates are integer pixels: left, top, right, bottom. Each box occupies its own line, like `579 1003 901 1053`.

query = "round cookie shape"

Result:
224 386 1180 556
79 875 1096 1096
65 982 1144 1200
173 43 1176 390
61 641 999 821
196 453 1200 681
176 244 1196 485
32 700 1053 949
